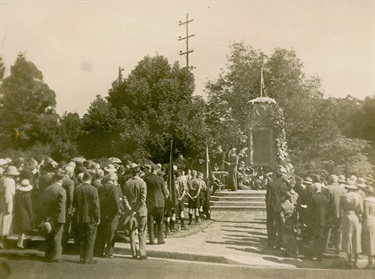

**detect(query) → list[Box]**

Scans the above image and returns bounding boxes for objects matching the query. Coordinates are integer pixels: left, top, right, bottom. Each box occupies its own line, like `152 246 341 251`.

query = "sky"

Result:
0 0 374 116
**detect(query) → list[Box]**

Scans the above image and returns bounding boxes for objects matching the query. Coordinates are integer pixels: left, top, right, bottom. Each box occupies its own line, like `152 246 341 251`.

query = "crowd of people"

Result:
0 153 374 269
266 168 375 269
0 156 212 264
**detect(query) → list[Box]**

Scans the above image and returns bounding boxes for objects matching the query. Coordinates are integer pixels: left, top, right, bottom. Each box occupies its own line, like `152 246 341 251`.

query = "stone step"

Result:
210 205 266 211
210 201 265 207
213 190 266 197
210 196 265 202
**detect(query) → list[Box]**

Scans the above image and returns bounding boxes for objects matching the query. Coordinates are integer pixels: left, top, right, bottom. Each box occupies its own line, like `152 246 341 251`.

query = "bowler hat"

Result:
4 166 20 176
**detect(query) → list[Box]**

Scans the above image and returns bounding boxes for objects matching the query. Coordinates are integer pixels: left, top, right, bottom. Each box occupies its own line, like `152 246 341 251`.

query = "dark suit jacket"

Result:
144 174 167 208
62 177 74 213
312 192 330 227
123 176 147 217
73 183 100 224
98 181 122 218
40 182 66 223
38 172 54 192
268 179 288 213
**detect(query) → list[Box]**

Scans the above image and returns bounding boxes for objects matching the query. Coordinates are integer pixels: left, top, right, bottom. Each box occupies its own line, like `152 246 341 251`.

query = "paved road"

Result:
0 250 373 279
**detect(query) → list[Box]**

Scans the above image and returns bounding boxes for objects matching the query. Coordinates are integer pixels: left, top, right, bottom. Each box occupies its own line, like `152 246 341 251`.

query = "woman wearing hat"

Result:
362 185 375 269
13 179 33 249
0 165 19 249
341 180 363 269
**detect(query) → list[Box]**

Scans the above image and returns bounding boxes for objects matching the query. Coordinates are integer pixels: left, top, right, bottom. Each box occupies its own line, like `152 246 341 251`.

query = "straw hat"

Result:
3 166 20 176
345 180 358 190
104 164 117 173
17 179 33 192
303 177 313 185
356 178 367 188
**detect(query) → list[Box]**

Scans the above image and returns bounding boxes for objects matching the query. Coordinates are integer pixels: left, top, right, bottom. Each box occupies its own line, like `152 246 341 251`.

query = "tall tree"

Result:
0 53 56 113
105 55 207 162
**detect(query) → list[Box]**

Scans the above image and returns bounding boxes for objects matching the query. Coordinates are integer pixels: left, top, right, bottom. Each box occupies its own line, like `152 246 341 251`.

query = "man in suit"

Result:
73 171 100 264
324 174 346 254
123 163 148 260
144 165 167 245
266 170 289 249
40 171 66 262
309 183 330 261
95 172 123 257
61 166 75 250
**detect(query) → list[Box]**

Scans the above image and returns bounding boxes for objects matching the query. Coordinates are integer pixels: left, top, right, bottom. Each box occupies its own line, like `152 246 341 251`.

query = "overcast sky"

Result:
1 0 374 116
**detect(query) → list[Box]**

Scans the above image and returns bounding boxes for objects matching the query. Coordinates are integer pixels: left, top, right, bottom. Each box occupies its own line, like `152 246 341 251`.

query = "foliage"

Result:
206 42 374 177
100 55 208 162
0 53 56 113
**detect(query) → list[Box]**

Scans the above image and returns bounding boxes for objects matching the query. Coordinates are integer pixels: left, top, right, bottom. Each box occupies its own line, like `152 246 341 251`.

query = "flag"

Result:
169 139 176 206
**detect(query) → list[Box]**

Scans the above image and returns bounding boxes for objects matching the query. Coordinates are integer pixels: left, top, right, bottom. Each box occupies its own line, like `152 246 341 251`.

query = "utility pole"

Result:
179 13 195 70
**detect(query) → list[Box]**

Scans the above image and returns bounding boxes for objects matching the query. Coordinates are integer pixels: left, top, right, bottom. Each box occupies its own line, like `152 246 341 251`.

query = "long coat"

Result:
13 189 33 233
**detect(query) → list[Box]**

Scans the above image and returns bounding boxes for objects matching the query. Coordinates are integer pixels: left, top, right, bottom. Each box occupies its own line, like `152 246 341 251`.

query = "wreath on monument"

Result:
248 97 294 178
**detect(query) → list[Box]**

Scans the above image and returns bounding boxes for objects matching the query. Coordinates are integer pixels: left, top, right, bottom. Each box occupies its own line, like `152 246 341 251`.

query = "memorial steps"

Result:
210 190 266 211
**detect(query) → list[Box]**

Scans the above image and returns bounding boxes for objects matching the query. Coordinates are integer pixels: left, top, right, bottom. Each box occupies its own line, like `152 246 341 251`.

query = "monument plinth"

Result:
247 97 293 176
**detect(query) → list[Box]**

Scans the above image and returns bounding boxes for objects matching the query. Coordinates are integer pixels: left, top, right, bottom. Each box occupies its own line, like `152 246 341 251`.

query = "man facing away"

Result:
123 164 148 260
144 165 167 245
40 170 66 262
73 171 100 264
95 172 123 257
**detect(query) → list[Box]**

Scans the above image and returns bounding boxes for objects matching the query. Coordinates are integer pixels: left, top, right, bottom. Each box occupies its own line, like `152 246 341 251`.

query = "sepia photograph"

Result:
0 0 374 278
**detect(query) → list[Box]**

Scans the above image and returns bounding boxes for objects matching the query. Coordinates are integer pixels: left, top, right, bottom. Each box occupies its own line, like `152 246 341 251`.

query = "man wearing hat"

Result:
356 178 367 204
341 180 363 269
104 164 117 174
40 170 66 262
123 163 148 260
324 174 346 254
0 166 19 249
265 169 289 249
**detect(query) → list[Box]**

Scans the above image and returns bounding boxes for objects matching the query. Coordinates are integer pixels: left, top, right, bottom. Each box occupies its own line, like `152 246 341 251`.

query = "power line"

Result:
178 13 195 70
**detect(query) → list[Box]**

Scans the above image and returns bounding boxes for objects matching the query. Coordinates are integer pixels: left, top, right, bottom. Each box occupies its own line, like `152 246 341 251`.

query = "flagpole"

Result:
169 139 176 206
260 67 264 97
206 140 210 188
